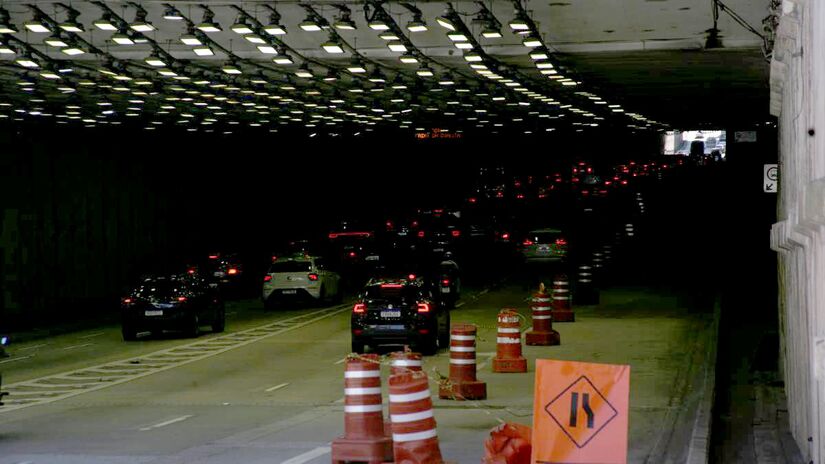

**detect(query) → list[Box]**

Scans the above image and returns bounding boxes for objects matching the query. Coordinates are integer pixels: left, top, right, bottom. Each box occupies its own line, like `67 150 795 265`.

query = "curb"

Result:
686 299 721 464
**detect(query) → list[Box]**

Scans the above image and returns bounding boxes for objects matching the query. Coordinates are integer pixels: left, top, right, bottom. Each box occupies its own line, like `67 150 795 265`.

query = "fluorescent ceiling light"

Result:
273 55 294 65
130 22 155 32
536 61 554 69
15 57 40 68
347 61 367 73
264 23 286 35
482 28 502 38
158 68 178 77
522 35 542 47
447 32 468 42
45 36 69 47
299 19 322 32
368 20 389 31
407 19 428 32
257 45 278 54
416 66 434 77
244 34 266 44
321 38 344 54
59 21 84 33
197 22 221 33
24 21 50 33
180 34 203 46
464 52 483 62
112 33 135 45
436 16 455 31
231 21 254 35
455 42 474 50
193 45 214 56
400 53 418 64
387 42 407 52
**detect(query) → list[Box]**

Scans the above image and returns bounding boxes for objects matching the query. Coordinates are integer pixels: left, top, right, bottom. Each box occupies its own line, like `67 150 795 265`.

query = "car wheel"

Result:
438 312 451 349
121 325 137 341
351 339 365 353
186 314 200 338
211 307 225 333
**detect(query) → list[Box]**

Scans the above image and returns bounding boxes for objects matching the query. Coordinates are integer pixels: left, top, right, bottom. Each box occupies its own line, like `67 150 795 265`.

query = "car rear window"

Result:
528 231 561 244
365 285 419 303
269 261 312 273
135 279 186 297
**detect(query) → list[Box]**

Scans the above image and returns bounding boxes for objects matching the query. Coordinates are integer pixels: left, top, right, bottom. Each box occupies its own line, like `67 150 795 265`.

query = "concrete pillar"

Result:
770 0 825 461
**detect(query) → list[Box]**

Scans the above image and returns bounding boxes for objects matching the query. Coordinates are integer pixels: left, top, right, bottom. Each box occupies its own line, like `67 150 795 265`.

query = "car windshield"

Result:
269 261 312 273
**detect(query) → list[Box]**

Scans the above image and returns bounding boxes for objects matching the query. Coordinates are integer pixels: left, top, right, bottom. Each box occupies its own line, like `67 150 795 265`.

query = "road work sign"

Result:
531 359 630 464
764 164 778 193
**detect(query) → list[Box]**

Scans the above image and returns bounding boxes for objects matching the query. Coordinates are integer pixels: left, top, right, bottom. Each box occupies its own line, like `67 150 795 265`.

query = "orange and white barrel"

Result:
390 351 423 376
439 323 486 400
389 371 444 464
492 309 527 373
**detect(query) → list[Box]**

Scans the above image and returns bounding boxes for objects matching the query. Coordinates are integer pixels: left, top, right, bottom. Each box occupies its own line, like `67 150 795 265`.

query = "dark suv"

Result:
350 277 449 355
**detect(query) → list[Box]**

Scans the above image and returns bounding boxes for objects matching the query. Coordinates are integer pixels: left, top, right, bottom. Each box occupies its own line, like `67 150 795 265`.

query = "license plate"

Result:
144 310 163 316
538 245 550 251
380 310 401 318
440 287 451 293
213 271 225 277
282 289 297 295
374 324 404 330
365 255 380 261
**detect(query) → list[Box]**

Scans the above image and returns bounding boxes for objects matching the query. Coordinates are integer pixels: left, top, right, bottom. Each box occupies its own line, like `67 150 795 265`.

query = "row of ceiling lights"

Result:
0 1 665 133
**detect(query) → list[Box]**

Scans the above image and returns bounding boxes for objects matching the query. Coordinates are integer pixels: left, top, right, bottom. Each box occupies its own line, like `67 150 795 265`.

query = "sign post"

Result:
531 359 630 464
764 164 778 193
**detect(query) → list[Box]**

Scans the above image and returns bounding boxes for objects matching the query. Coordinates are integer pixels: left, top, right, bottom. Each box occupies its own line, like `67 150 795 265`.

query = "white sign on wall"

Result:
764 164 778 193
735 131 757 142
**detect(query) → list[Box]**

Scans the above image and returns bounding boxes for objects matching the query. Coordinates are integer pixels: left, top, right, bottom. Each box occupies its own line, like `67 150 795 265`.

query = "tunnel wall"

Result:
769 0 825 461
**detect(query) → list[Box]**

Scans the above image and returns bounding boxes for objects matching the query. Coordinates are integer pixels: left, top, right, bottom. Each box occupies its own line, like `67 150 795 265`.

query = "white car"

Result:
262 255 342 309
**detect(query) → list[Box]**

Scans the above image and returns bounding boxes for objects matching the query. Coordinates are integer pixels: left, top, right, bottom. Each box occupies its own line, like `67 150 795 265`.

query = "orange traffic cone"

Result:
551 274 575 322
331 354 393 464
438 323 486 400
389 371 444 464
492 309 527 373
525 283 560 346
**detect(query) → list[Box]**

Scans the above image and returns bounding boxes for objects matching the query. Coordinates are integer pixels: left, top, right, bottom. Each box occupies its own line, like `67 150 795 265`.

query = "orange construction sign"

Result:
531 359 630 464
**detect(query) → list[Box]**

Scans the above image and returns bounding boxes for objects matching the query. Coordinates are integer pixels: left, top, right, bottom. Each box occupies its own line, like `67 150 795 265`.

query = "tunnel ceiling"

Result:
0 0 772 136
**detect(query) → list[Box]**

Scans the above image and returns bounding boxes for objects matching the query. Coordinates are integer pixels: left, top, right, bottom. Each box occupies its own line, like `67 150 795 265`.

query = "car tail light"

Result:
408 274 416 280
227 268 238 275
187 268 196 275
348 251 356 258
208 255 219 259
308 273 319 281
272 256 278 262
621 180 628 185
451 230 461 237
605 181 612 185
353 303 366 314
417 231 425 238
516 194 525 199
441 279 450 287
556 238 567 246
417 302 431 313
263 275 272 282
502 232 510 240
123 298 132 304
523 239 534 246
177 296 187 302
468 197 477 203
381 283 404 288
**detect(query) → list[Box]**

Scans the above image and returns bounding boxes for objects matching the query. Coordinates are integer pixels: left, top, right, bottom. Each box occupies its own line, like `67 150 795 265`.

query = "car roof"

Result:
528 228 563 234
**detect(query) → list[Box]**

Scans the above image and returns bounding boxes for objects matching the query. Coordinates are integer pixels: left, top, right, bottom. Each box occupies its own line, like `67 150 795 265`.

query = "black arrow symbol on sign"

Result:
765 183 775 191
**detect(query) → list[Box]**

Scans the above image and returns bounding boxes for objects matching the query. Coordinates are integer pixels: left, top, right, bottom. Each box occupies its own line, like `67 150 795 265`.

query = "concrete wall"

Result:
769 0 825 461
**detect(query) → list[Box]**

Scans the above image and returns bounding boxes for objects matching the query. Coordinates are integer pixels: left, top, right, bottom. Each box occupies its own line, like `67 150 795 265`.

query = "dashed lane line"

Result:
78 332 105 339
0 355 32 365
17 343 49 351
61 343 95 351
281 446 331 464
139 414 194 432
265 382 290 393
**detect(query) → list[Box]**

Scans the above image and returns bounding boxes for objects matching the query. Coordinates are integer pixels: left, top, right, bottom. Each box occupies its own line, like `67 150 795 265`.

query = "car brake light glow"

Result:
263 275 272 282
502 232 510 240
177 296 187 302
227 268 238 275
468 197 477 203
408 274 416 280
328 231 372 239
187 268 196 274
381 283 404 288
208 255 219 259
348 251 356 257
523 239 534 246
353 303 366 313
441 279 450 286
417 302 431 313
451 230 460 237
272 256 278 261
417 231 425 238
556 238 567 246
308 273 319 281
123 298 132 304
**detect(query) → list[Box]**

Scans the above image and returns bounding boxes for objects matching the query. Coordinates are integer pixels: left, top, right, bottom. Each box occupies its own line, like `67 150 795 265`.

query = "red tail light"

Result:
308 273 319 281
451 230 461 237
523 239 534 246
123 298 132 304
408 274 416 280
381 283 404 288
556 238 567 246
502 232 510 240
353 303 366 313
516 194 525 199
177 296 187 302
621 180 628 185
348 251 357 257
441 279 450 286
272 256 278 262
468 197 477 203
227 268 238 275
208 255 219 259
187 268 196 275
417 231 425 238
417 302 431 313
263 275 272 282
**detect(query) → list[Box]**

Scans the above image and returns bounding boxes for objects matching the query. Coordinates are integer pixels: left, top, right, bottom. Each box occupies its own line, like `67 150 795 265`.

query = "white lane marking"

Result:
139 414 194 431
476 353 497 371
18 343 48 351
334 358 346 365
455 302 465 308
1 303 351 414
478 289 490 296
281 446 331 464
78 332 105 339
0 355 32 364
62 343 94 351
265 382 290 393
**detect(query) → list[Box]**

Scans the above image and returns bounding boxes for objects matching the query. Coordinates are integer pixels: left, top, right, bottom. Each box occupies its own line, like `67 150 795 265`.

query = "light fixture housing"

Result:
24 19 51 33
407 17 428 32
112 32 136 45
180 33 203 46
16 54 40 68
193 45 215 56
231 17 255 35
400 53 418 64
416 65 434 77
0 9 18 34
368 19 390 31
522 35 543 48
273 54 294 65
508 13 530 31
368 69 386 83
45 35 69 48
299 16 322 32
244 34 266 44
59 13 85 33
222 62 243 75
387 42 407 53
256 44 278 54
145 51 167 67
481 27 502 38
295 64 314 78
129 8 156 32
93 14 117 31
530 49 550 60
464 51 483 62
321 36 344 54
163 6 184 21
347 59 367 73
264 11 287 35
334 14 356 30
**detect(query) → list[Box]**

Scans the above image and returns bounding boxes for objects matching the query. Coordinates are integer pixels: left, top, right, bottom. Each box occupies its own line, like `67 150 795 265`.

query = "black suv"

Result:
350 277 449 355
121 274 225 340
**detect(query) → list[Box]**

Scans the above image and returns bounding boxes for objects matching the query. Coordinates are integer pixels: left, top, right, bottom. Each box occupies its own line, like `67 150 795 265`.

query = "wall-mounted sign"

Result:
734 131 757 142
764 164 778 193
414 128 463 140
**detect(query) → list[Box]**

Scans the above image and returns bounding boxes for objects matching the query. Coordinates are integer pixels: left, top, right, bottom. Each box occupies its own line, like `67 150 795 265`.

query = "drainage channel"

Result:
0 304 350 413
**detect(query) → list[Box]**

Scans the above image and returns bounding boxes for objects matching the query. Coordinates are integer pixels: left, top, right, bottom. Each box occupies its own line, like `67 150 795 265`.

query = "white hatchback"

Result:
262 255 342 309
